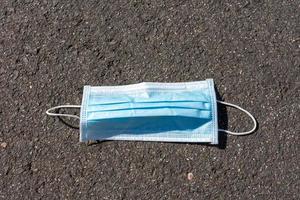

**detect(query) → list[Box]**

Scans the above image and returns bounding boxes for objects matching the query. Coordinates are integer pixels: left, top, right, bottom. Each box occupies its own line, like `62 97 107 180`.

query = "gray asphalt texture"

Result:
1 0 299 199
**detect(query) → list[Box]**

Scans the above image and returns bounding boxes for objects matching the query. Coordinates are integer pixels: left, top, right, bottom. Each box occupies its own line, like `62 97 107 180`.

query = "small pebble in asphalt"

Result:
187 172 194 181
1 142 7 148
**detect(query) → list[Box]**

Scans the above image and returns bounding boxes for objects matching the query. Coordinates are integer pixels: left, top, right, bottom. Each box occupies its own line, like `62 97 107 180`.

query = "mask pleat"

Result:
88 91 211 105
87 101 211 112
87 116 211 136
87 108 211 120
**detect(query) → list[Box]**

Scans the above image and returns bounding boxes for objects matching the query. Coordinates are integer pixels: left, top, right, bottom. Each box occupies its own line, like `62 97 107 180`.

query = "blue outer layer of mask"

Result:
80 79 218 144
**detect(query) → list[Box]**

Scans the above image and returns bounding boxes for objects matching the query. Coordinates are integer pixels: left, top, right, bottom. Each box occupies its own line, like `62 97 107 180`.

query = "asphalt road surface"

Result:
0 0 299 199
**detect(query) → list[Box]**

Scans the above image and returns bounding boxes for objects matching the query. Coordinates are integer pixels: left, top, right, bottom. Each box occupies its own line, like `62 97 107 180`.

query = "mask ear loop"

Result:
46 105 81 119
217 100 257 136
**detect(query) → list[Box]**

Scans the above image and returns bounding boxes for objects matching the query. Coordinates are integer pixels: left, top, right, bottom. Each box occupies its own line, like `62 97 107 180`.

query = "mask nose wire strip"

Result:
46 105 81 119
217 100 257 136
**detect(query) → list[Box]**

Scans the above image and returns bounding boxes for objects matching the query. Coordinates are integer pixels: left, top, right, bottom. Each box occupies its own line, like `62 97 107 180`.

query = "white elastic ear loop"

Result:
217 100 257 136
46 105 81 119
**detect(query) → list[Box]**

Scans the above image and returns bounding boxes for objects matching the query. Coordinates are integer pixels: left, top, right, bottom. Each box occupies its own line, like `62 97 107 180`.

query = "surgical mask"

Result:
46 79 257 144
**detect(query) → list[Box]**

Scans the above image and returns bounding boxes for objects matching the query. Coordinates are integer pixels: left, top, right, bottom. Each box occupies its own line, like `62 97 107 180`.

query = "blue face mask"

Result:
46 79 257 144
